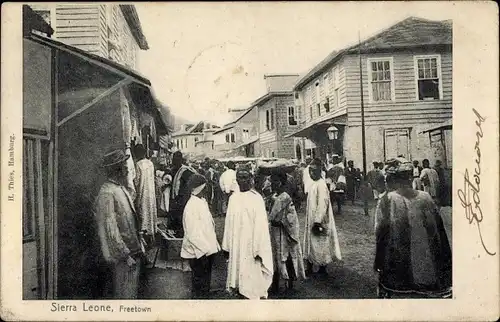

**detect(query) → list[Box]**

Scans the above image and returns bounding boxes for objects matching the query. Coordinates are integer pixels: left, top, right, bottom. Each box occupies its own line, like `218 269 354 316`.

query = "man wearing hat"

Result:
181 174 221 299
94 149 144 299
375 158 451 298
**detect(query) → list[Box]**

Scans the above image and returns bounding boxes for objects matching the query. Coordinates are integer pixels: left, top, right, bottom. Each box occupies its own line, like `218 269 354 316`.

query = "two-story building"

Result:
172 121 220 158
288 17 452 170
256 74 300 159
28 4 148 69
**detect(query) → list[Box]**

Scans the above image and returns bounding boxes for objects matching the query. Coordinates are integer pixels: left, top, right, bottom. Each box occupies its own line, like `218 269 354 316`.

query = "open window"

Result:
415 55 442 101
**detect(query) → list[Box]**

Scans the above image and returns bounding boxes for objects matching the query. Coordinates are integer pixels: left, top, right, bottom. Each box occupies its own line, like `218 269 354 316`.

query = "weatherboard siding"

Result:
55 4 101 54
296 57 348 128
344 49 452 126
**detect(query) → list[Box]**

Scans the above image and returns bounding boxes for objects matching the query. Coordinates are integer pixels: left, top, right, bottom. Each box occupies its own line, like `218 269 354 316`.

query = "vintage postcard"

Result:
1 1 499 321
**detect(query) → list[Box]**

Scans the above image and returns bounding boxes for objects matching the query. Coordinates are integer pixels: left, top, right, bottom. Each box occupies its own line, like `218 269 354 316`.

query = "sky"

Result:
135 2 455 126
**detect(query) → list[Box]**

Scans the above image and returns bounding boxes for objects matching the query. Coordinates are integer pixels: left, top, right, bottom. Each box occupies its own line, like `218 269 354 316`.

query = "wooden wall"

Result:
344 49 452 127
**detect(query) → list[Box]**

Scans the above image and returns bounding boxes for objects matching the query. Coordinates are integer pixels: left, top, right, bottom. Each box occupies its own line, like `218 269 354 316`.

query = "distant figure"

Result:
181 174 221 299
303 158 342 277
169 151 196 237
133 144 157 243
222 166 273 299
268 173 306 293
345 160 356 205
375 158 451 298
219 161 239 215
412 160 423 190
94 149 144 299
433 160 446 206
366 162 383 200
326 155 346 215
419 159 440 204
302 157 313 196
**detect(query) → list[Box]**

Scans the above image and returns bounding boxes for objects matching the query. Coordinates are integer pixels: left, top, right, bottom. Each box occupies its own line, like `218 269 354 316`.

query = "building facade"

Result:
28 4 148 69
256 74 300 159
172 121 220 158
290 17 452 170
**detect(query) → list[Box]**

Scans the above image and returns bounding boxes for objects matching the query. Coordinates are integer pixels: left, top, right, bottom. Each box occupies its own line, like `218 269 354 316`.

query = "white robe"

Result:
134 159 157 235
222 190 273 299
303 179 342 266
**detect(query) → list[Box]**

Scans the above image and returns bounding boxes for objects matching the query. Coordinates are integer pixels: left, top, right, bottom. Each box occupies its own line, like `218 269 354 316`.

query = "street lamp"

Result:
327 125 339 140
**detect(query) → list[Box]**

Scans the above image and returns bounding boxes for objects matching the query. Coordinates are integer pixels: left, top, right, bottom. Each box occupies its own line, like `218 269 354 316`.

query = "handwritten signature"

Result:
457 108 496 256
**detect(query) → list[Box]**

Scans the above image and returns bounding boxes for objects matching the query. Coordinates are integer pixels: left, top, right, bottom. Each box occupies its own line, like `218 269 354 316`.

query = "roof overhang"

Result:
420 119 452 133
120 5 149 50
27 33 173 134
285 109 347 138
235 136 259 149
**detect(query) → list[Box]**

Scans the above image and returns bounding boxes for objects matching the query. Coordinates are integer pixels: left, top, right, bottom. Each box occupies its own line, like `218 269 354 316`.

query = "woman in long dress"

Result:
375 158 452 298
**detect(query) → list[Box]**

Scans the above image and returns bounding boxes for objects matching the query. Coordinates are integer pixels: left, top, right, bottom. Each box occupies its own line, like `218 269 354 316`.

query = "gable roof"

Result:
294 16 452 90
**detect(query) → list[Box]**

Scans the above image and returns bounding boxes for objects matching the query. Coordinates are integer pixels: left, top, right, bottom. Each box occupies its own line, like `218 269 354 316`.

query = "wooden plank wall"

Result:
344 50 452 127
297 57 348 126
54 4 101 54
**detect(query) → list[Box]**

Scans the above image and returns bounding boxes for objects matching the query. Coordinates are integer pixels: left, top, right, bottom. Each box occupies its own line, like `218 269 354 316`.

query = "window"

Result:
288 106 297 126
323 73 330 96
368 58 394 102
271 151 275 157
317 103 321 116
266 108 275 130
333 67 340 108
384 129 410 160
324 97 330 113
415 55 442 101
225 133 230 143
194 137 199 143
242 128 250 139
230 133 235 143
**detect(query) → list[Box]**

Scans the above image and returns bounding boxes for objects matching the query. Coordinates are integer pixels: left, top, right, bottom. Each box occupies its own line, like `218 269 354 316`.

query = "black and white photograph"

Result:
2 1 499 321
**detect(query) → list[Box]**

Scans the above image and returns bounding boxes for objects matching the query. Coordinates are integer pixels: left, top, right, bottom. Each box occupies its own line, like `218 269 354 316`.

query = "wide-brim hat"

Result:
101 149 130 168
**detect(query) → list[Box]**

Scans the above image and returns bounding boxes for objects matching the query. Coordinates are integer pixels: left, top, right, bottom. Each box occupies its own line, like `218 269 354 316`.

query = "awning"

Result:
285 112 347 138
236 136 259 149
420 119 452 133
27 32 173 135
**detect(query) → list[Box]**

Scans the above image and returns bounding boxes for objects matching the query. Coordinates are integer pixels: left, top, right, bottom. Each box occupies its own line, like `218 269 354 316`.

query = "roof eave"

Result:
252 91 293 107
120 5 149 50
294 42 451 91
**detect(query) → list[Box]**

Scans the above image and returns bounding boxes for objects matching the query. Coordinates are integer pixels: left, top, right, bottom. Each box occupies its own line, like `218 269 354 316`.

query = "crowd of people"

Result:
92 146 452 300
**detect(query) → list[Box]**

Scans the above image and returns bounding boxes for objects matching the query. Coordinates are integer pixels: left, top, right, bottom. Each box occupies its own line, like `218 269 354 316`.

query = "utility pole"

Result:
358 31 367 177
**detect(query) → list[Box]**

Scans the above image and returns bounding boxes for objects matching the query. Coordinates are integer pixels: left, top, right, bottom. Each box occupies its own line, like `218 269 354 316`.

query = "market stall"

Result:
23 29 173 299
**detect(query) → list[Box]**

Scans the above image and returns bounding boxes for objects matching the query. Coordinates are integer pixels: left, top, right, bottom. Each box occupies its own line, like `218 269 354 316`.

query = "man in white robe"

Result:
133 144 157 244
303 158 342 276
420 158 440 203
181 174 221 299
222 167 273 299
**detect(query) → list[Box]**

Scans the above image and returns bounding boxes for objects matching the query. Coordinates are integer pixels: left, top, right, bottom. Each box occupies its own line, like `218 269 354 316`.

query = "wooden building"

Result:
22 7 172 299
27 3 148 69
289 17 452 169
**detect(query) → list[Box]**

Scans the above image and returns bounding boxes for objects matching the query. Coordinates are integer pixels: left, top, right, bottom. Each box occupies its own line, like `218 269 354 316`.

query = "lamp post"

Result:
327 125 339 160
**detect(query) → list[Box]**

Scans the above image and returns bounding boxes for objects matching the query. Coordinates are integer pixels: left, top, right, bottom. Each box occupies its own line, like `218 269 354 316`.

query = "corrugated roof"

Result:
295 16 452 90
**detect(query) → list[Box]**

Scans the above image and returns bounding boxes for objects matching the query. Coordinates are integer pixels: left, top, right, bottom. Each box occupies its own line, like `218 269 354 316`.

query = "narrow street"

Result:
141 202 379 300
140 202 453 300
